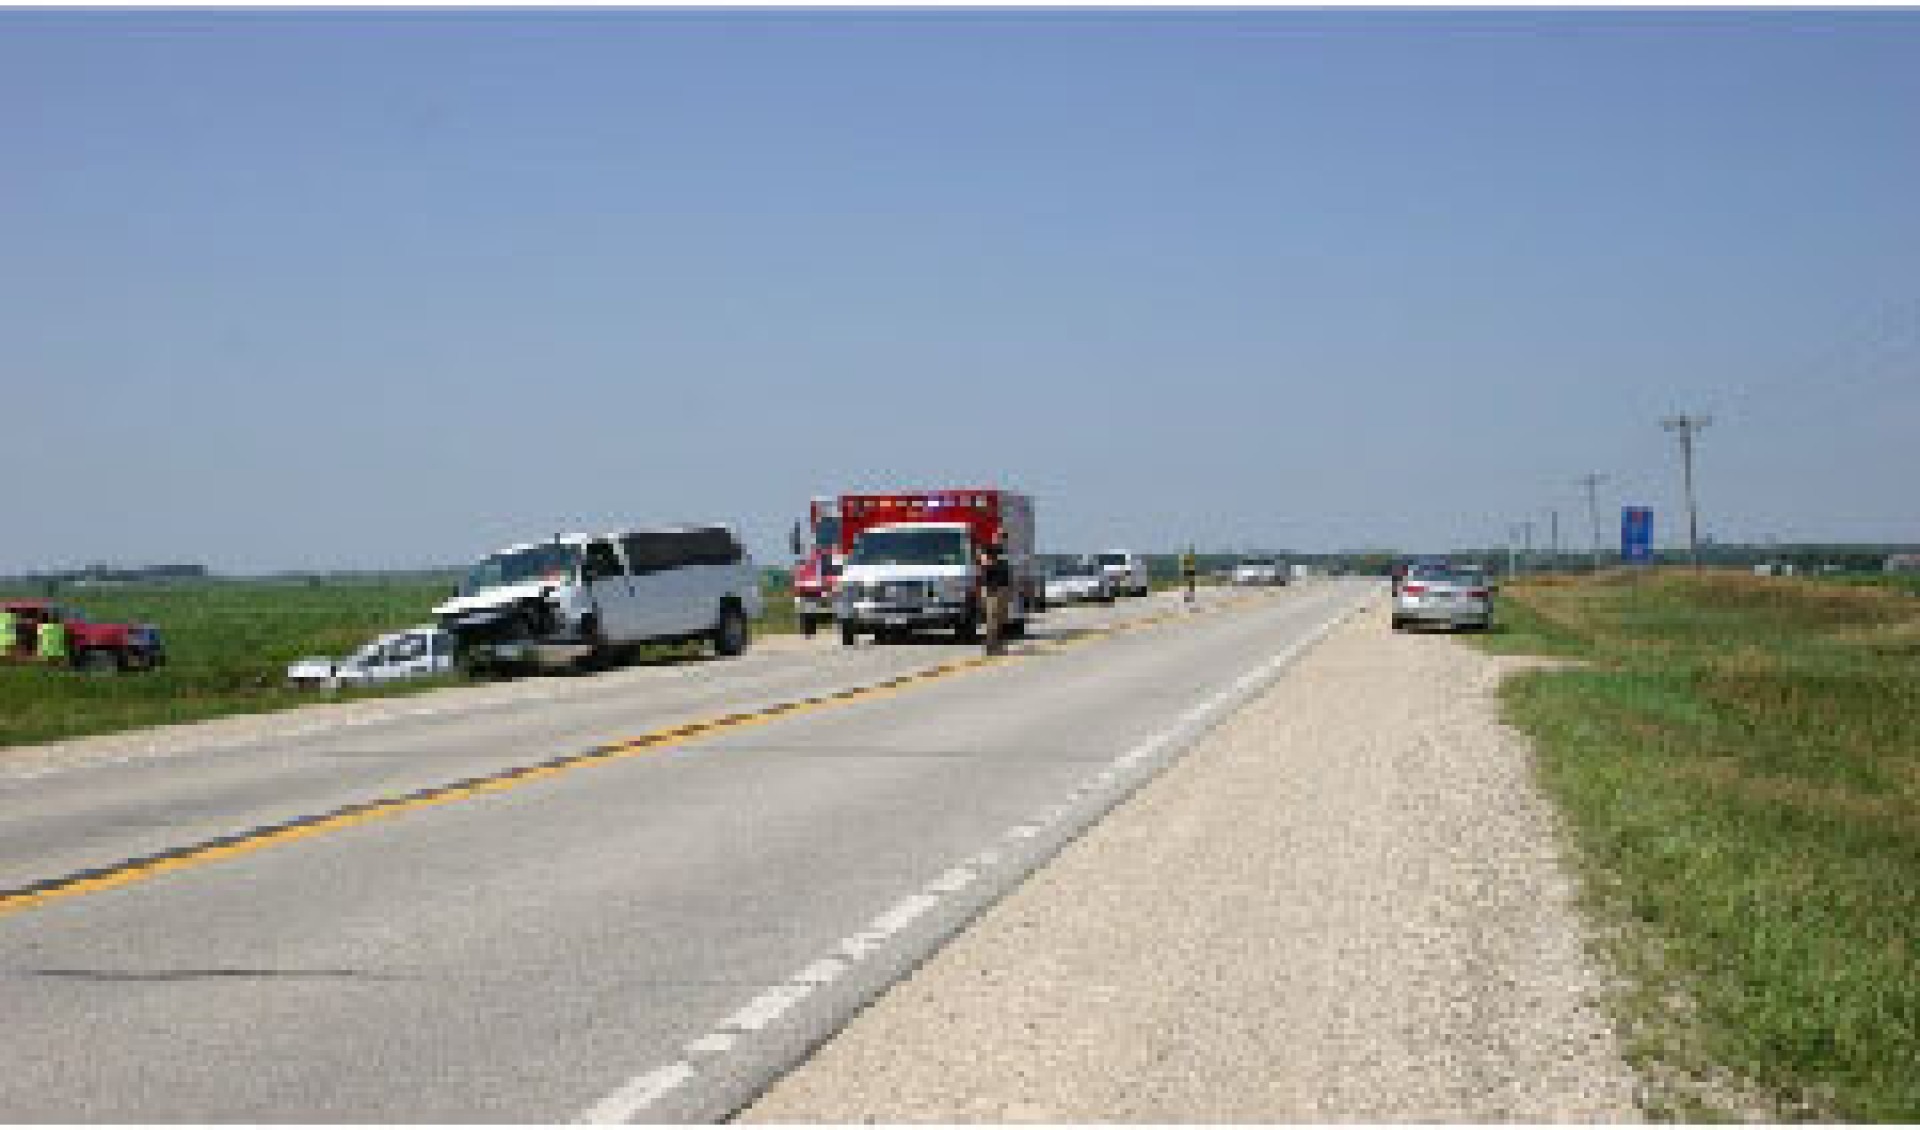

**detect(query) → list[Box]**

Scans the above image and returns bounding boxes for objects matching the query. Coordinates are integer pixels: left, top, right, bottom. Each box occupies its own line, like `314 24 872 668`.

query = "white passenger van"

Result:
434 525 762 674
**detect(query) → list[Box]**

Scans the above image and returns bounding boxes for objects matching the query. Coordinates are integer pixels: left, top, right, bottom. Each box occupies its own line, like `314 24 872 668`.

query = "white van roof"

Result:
487 524 739 557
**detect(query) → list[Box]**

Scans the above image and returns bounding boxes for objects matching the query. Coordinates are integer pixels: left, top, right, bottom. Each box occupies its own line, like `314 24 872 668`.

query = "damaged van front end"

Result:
434 540 598 674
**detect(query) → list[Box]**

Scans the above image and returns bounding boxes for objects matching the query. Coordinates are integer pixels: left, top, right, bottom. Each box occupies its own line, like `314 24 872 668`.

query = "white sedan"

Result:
287 626 455 690
1390 569 1493 632
1045 563 1116 605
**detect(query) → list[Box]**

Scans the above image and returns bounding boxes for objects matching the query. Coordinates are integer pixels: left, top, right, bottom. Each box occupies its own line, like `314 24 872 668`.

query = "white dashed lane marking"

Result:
572 593 1360 1124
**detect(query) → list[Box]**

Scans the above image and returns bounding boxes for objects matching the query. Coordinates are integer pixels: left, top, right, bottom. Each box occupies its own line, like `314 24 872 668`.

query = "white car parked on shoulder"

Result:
435 525 762 674
287 626 454 690
1095 550 1150 597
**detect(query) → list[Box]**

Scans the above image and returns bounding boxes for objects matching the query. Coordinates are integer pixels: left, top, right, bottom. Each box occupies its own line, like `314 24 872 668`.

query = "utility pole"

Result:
1548 509 1560 571
1576 473 1609 573
1506 524 1521 579
1661 414 1713 572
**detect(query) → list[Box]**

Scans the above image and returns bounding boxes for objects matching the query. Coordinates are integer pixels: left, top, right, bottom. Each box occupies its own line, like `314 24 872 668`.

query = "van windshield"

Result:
850 529 971 567
815 516 842 550
461 543 580 595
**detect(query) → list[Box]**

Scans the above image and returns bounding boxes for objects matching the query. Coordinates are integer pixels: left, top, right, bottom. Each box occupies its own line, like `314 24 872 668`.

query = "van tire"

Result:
574 616 612 673
713 602 749 657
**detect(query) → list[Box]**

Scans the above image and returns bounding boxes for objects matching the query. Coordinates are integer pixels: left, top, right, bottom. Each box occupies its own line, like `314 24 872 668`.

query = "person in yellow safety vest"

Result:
1181 547 1198 607
37 617 70 664
0 607 16 656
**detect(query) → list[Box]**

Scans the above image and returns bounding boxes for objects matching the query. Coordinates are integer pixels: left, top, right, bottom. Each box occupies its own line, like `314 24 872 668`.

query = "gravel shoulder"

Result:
742 601 1644 1122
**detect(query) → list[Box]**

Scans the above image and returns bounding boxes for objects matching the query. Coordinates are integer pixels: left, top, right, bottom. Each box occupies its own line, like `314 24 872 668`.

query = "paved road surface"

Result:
744 604 1643 1123
0 581 1367 1122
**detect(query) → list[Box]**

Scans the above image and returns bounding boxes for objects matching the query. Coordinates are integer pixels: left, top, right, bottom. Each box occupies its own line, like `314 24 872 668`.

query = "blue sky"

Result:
3 9 1916 571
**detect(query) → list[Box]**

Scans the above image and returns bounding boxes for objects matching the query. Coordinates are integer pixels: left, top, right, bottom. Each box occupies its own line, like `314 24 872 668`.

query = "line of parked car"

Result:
280 492 1311 690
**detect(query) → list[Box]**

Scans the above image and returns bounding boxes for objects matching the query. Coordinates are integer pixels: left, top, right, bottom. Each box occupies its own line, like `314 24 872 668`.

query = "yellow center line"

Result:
0 592 1280 920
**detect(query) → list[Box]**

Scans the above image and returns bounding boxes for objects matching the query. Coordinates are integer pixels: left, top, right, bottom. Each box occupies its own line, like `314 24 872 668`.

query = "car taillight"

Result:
1402 583 1427 595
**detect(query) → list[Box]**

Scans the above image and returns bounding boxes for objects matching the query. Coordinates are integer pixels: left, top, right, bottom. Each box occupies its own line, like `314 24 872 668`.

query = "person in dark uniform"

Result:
977 534 1013 655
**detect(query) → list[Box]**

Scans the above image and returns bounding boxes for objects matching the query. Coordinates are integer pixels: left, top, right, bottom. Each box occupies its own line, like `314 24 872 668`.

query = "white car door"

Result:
386 631 440 679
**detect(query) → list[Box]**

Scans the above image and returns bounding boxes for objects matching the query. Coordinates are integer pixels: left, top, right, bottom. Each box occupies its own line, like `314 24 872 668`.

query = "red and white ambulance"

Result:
833 489 1040 645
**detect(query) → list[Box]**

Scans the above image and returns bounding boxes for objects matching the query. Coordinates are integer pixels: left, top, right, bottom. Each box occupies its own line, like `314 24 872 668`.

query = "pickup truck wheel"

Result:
955 611 980 644
78 649 121 675
713 603 749 657
800 614 818 638
839 621 858 646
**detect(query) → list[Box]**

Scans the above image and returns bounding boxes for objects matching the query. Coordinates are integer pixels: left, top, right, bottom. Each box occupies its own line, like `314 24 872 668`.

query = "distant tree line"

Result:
5 563 208 586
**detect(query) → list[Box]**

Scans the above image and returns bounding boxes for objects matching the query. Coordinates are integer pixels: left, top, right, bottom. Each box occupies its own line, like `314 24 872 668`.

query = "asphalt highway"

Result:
0 580 1370 1122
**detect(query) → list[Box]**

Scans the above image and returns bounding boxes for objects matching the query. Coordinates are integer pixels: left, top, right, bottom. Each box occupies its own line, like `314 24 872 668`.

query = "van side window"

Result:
621 532 671 575
687 528 742 566
656 532 697 571
583 540 625 581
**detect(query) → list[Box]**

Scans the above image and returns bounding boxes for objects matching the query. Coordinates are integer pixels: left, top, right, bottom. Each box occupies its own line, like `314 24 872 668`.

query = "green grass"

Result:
1826 573 1920 599
1473 571 1920 1119
1 578 799 750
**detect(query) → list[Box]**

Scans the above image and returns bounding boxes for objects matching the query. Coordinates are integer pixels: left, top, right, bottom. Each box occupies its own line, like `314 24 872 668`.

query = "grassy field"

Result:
0 577 798 750
1478 571 1920 1119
